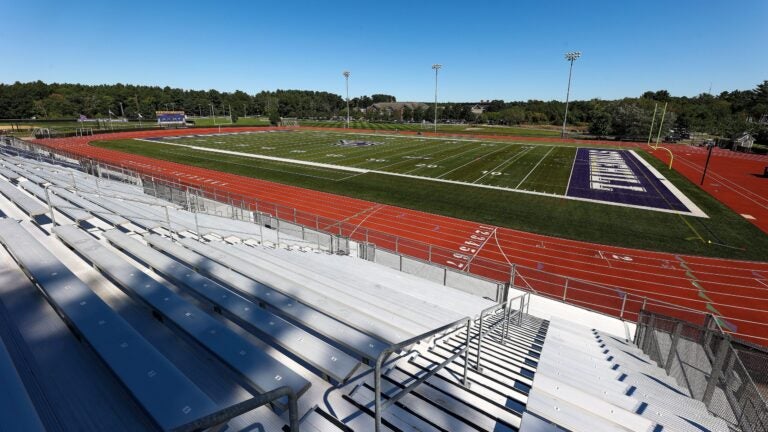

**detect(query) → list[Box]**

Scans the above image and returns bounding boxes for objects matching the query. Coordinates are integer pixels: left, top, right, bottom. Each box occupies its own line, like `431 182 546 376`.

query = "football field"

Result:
139 130 702 216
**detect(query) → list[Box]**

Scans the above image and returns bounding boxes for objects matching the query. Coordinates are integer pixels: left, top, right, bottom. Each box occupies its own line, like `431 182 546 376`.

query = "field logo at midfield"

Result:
566 148 706 217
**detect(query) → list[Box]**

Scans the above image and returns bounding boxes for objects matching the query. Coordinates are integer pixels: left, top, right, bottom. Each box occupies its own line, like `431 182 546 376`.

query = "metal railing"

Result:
372 290 530 431
10 137 768 344
373 317 472 432
475 292 529 372
635 310 768 432
171 385 299 432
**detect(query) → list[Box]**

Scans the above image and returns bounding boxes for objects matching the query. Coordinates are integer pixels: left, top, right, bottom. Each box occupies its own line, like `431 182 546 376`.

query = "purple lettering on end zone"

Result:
566 148 688 212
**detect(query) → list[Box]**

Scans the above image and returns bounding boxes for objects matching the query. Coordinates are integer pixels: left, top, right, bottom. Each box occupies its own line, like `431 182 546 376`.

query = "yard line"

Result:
472 146 534 184
514 146 555 189
435 144 513 179
402 143 492 174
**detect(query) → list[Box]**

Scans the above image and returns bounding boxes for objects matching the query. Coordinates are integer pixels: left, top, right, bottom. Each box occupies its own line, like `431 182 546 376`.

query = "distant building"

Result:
367 102 429 120
471 100 490 115
732 132 755 151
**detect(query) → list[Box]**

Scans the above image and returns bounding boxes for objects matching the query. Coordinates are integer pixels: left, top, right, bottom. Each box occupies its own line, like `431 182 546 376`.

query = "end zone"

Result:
566 148 707 217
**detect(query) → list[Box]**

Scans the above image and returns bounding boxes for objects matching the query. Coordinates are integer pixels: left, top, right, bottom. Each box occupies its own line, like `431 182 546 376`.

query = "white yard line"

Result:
137 138 708 217
435 144 512 179
515 146 555 189
472 146 534 184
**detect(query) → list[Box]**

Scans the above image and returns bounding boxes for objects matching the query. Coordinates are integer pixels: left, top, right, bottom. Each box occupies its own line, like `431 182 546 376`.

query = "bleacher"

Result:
0 144 740 431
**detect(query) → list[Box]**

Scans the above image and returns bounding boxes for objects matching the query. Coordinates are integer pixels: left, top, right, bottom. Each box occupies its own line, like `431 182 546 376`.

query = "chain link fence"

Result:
635 310 768 432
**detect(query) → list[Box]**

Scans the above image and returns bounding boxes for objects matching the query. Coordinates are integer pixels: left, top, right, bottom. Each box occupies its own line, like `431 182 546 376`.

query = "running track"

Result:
30 128 768 345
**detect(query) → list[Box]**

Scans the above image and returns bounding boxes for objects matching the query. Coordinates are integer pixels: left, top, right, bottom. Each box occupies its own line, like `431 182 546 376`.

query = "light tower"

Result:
343 71 351 128
432 64 442 132
561 51 581 138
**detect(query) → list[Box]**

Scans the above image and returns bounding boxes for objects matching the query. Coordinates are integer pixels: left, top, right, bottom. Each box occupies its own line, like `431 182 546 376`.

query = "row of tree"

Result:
0 80 766 141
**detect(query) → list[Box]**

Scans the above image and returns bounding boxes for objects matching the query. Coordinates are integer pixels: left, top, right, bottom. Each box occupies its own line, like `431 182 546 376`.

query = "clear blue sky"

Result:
2 0 766 102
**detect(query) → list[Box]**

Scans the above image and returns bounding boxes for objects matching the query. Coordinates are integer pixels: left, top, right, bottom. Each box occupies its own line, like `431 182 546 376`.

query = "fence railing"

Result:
9 136 768 344
634 310 768 432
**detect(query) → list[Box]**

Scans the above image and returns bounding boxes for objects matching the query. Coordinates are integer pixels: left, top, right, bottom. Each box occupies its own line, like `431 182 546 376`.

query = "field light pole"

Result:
343 71 351 128
432 64 442 132
561 51 581 138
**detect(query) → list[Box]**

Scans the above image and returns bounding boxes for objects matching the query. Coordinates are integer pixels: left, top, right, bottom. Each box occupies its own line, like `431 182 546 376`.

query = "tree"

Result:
268 109 280 126
588 109 612 137
371 94 396 103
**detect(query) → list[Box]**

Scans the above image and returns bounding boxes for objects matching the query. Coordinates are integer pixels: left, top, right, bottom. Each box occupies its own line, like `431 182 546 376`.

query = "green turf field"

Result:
94 131 768 260
300 120 564 137
140 130 577 194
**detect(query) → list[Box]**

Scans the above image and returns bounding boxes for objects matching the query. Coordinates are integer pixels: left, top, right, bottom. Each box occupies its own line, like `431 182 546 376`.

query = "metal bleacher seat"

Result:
50 188 129 227
527 317 729 432
0 334 45 432
18 181 93 223
0 179 48 219
0 219 221 431
143 233 390 362
0 166 22 182
54 225 311 402
210 242 467 330
99 228 361 384
175 237 430 344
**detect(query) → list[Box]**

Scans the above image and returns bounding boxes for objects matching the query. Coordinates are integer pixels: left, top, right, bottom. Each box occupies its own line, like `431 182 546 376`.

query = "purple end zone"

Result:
566 148 689 212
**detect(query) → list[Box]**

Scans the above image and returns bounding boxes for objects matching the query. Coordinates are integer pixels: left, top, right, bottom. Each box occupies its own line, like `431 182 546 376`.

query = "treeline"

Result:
1 80 766 141
478 82 768 141
0 82 353 120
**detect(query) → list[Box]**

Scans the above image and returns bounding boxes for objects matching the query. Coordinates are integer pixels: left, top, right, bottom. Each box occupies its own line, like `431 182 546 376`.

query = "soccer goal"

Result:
281 117 299 127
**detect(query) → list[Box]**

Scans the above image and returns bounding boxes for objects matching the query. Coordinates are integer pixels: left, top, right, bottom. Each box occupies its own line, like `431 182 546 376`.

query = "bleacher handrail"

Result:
170 385 298 432
373 316 471 432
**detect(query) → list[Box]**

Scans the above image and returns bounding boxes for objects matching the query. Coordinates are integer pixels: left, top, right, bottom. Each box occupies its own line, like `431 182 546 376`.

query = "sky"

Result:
1 0 766 102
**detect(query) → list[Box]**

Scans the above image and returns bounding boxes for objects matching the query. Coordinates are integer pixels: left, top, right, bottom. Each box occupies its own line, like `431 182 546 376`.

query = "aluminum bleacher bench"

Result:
0 335 45 432
3 165 48 186
18 181 93 223
0 166 22 182
143 234 390 361
101 229 360 383
0 219 220 431
52 188 129 227
54 226 311 402
177 237 416 344
0 179 48 219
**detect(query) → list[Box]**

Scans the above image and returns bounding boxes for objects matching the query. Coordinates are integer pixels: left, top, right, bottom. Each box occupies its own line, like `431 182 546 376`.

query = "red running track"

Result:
30 128 768 345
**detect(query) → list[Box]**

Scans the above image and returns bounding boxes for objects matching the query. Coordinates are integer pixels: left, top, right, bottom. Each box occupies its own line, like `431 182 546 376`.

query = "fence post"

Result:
395 237 399 254
702 334 731 406
562 279 569 301
428 244 432 262
664 321 683 374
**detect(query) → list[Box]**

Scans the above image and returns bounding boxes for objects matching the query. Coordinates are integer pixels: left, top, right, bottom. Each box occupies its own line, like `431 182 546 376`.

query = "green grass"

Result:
300 120 563 137
94 133 768 261
142 130 575 191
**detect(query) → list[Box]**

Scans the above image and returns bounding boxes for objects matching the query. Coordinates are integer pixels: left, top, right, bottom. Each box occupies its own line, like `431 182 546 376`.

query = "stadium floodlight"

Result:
432 64 442 132
561 51 581 138
343 71 351 128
